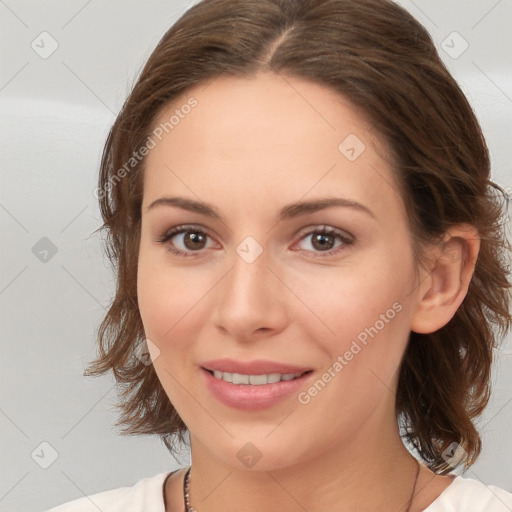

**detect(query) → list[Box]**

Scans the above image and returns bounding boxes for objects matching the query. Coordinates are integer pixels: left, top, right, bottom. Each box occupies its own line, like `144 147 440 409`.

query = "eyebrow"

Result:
146 195 376 222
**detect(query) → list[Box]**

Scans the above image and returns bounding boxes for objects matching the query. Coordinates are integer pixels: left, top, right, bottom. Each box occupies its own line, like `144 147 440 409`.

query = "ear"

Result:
410 224 480 334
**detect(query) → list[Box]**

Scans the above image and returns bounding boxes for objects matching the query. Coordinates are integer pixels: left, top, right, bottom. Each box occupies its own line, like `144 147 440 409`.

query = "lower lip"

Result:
201 367 313 411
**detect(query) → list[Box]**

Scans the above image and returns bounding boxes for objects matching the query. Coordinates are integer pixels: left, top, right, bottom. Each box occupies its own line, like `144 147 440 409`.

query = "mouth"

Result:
200 364 315 411
203 368 313 385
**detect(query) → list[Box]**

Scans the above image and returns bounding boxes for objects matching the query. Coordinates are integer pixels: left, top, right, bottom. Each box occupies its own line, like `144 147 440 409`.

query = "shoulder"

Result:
43 472 171 512
423 475 512 512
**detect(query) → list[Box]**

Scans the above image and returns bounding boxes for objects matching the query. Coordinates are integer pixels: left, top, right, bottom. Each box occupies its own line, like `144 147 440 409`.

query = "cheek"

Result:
294 271 413 434
136 254 204 411
299 261 412 343
137 247 180 342
136 249 211 351
295 254 415 396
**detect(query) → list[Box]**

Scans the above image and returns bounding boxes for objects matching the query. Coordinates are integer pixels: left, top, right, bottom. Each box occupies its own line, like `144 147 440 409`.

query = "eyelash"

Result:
156 225 354 259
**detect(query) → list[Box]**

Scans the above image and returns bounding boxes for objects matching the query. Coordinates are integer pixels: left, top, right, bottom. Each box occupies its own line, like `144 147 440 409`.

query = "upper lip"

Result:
201 358 313 375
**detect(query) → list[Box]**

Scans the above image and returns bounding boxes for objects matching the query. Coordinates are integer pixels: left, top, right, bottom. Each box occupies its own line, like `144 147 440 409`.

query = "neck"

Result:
186 412 419 512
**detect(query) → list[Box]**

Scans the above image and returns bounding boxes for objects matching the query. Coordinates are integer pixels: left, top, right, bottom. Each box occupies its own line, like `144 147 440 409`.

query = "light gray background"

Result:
1 1 511 510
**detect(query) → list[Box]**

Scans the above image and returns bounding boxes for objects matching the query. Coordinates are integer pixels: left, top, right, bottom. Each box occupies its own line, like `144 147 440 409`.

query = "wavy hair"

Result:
84 0 512 474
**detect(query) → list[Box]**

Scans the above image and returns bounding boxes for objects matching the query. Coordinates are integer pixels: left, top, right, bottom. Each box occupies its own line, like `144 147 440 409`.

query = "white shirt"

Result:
44 471 512 512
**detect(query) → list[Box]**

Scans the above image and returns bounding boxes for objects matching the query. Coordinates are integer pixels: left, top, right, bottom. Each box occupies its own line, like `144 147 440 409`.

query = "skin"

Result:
136 71 480 512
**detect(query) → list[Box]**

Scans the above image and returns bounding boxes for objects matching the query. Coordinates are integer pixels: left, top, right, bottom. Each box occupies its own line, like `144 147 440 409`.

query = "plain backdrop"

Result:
0 1 511 510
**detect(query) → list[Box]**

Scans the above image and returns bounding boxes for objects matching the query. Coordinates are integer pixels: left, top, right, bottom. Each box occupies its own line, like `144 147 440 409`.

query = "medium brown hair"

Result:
84 0 511 474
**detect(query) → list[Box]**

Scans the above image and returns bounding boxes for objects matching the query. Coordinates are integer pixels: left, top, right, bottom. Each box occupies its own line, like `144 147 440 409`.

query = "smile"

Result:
210 370 306 385
201 367 314 410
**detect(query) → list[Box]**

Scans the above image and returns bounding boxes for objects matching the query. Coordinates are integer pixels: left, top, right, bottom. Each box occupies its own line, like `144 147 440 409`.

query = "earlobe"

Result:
410 224 480 334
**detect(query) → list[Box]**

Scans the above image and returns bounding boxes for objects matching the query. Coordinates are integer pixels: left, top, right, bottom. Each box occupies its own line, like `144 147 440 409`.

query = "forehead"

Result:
143 72 403 220
150 71 378 155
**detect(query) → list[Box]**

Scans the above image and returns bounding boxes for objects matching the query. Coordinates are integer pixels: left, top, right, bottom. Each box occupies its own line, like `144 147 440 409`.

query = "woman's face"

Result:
137 72 423 470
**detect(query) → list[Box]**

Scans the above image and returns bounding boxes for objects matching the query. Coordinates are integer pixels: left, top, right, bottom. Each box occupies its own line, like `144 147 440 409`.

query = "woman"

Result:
46 0 512 510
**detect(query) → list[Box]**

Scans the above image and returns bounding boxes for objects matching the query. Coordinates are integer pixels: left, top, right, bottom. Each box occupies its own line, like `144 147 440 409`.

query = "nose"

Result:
212 246 289 341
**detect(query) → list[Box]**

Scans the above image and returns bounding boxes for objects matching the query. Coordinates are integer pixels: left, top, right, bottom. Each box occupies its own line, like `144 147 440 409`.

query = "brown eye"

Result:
310 232 336 251
295 226 353 257
182 231 207 250
157 225 215 257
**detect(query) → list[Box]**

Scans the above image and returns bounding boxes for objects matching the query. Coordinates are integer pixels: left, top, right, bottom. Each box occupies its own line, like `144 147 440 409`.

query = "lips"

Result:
201 358 313 375
201 367 314 410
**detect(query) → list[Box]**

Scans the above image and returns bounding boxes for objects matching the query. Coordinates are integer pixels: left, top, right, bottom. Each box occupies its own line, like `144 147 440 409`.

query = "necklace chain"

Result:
183 459 420 512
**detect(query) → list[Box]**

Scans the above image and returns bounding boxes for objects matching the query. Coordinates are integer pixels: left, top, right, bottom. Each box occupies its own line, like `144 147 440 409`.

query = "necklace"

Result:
183 458 421 512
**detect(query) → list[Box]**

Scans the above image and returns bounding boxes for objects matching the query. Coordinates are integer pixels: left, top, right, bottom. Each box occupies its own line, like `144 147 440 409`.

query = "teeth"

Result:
211 370 303 385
